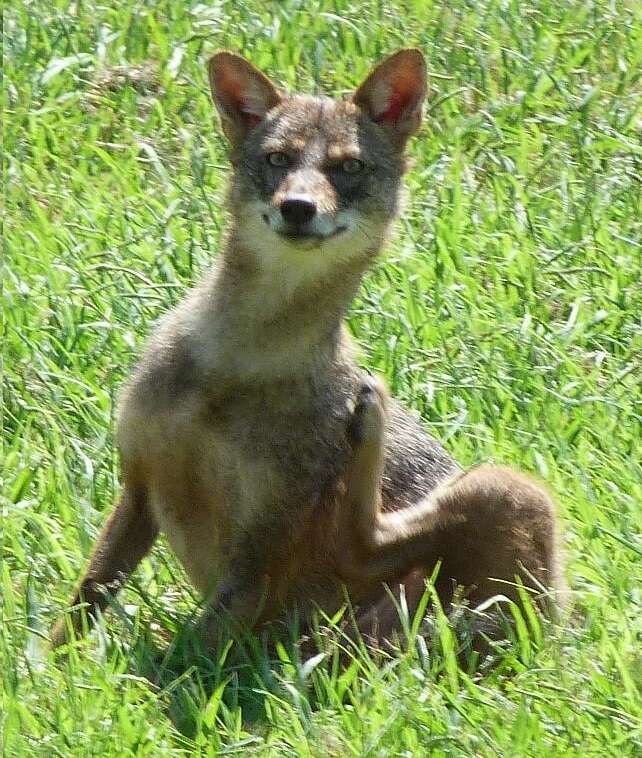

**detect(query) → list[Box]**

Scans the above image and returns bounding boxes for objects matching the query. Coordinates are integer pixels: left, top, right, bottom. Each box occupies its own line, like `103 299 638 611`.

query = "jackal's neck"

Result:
195 236 373 378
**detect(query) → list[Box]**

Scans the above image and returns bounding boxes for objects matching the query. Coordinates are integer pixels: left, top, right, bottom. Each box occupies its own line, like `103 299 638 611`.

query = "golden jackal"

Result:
52 49 565 651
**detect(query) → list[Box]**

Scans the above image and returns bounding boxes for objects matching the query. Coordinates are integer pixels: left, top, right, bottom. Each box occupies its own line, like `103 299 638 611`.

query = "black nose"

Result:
280 197 317 227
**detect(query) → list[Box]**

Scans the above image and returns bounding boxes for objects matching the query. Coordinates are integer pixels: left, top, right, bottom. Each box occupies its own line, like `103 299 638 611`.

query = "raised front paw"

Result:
348 374 387 447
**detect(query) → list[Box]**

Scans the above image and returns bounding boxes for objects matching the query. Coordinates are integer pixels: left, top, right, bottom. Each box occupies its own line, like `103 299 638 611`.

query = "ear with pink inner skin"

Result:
353 49 427 146
208 52 281 144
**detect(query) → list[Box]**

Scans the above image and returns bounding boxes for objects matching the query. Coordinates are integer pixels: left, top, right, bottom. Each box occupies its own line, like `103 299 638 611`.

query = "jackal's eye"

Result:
341 158 364 175
266 152 290 168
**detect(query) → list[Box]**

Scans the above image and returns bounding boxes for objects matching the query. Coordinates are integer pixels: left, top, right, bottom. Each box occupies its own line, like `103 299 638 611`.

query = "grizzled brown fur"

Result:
52 50 565 652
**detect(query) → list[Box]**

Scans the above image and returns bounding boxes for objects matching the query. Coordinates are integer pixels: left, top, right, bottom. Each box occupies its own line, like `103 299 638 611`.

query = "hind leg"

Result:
417 462 566 613
339 377 566 615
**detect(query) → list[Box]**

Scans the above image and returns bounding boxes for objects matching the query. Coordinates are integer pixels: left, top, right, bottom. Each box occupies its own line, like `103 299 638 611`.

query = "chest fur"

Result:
122 370 357 590
203 379 355 512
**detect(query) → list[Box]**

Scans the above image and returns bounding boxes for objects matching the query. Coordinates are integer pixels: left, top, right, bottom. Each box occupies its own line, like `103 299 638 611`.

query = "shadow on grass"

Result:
123 606 380 738
53 579 560 739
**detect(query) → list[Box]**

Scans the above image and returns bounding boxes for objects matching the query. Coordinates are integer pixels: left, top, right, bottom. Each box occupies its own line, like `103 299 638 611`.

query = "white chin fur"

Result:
237 202 374 285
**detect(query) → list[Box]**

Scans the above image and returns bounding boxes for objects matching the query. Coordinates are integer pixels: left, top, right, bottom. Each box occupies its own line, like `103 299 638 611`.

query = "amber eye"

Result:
341 158 364 175
266 152 290 167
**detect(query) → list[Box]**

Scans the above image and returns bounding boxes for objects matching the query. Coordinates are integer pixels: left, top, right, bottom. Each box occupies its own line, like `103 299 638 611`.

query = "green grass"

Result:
3 0 641 754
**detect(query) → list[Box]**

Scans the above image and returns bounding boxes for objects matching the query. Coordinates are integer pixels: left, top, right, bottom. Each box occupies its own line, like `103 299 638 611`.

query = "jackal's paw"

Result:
348 374 387 446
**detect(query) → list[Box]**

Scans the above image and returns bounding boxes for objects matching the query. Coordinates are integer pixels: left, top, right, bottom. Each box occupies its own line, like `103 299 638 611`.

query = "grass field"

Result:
3 0 641 754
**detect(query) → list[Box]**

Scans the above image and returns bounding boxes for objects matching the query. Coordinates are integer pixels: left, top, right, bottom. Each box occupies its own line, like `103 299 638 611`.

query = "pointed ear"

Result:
353 49 426 146
208 52 281 144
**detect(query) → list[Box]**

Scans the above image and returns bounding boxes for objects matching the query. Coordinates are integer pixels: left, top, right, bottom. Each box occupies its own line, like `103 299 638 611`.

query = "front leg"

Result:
213 546 272 621
51 480 159 648
195 527 284 648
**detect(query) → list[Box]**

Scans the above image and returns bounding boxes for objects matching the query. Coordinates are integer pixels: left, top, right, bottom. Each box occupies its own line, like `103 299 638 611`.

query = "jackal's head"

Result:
208 50 426 279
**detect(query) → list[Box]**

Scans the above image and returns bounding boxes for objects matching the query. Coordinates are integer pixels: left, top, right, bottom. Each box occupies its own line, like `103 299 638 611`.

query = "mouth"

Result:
279 227 348 243
262 214 348 243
